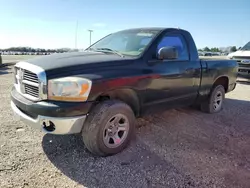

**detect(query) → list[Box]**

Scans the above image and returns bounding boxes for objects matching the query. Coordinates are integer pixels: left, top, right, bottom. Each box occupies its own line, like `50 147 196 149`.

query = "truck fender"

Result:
213 76 229 92
95 88 141 117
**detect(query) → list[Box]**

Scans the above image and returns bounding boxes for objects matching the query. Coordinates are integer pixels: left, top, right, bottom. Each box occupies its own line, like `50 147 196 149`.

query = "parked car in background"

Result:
221 52 229 56
228 41 250 80
11 27 238 157
198 52 204 56
204 52 212 56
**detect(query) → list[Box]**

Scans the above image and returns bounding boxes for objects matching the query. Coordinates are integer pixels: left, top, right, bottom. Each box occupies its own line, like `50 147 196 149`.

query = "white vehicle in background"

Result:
228 41 250 80
228 41 250 59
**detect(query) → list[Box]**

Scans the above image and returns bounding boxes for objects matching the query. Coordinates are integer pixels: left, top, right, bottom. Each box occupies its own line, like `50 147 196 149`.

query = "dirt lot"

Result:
1 65 250 188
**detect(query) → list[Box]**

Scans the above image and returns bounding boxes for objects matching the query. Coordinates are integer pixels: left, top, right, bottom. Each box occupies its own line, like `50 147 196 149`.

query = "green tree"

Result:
203 47 210 51
230 46 237 52
211 48 216 52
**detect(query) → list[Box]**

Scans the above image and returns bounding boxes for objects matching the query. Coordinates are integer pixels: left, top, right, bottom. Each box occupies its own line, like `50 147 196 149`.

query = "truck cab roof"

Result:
112 27 189 35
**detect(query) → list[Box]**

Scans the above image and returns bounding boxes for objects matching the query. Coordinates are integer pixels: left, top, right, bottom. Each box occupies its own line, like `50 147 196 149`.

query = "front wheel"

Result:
81 100 136 156
200 85 225 113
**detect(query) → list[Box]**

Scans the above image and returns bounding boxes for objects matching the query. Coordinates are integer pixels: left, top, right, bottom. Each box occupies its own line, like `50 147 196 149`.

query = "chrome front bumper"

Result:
11 101 86 135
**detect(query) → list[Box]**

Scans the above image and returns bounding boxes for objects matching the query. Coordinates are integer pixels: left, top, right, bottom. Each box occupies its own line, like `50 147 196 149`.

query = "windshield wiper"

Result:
89 48 124 57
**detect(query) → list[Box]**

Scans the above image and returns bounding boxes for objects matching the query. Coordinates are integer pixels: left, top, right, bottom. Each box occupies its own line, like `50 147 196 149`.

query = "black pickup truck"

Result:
11 27 238 156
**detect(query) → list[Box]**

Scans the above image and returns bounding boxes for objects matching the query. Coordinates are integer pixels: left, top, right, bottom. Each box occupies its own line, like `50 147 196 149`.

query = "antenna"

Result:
87 29 93 46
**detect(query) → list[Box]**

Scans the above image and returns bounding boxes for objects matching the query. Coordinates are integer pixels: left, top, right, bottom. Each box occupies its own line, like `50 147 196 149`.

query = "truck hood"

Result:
228 50 250 58
23 51 134 71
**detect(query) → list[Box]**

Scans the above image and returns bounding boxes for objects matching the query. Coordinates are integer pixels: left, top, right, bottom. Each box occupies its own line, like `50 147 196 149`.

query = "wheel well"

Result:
96 89 140 117
213 76 229 92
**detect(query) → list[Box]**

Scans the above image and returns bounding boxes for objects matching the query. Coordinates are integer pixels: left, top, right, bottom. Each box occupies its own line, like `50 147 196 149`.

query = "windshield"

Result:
86 29 159 56
241 41 250 51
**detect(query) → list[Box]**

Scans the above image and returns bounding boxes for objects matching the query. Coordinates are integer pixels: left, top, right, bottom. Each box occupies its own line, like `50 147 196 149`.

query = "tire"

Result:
200 85 225 113
81 99 136 156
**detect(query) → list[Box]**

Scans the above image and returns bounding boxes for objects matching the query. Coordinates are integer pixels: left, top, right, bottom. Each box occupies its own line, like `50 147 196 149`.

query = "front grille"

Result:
24 84 39 98
239 69 250 73
14 67 40 100
232 57 250 66
238 64 250 68
23 70 39 98
233 56 250 60
14 62 47 101
23 70 39 83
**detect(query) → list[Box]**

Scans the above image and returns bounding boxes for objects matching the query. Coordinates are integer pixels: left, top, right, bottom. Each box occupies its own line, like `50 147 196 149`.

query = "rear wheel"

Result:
81 99 136 156
200 85 225 113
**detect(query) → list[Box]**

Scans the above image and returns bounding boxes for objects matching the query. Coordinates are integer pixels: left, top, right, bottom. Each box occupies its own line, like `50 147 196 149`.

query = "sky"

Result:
0 0 249 49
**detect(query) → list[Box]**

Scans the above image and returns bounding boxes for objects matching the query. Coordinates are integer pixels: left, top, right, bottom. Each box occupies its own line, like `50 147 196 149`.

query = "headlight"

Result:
48 77 92 102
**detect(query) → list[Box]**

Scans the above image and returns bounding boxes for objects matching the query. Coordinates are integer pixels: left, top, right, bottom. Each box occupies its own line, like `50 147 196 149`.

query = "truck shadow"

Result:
237 81 250 85
42 134 195 187
42 97 250 188
237 76 250 85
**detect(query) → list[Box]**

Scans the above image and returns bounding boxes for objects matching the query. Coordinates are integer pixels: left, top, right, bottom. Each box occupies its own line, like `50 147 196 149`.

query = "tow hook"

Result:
42 120 55 132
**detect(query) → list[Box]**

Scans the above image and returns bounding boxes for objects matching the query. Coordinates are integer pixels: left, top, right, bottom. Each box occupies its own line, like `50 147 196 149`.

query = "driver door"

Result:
143 32 200 108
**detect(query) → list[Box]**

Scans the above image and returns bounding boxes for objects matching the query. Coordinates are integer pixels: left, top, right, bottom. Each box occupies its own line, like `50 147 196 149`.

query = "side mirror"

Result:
157 47 178 60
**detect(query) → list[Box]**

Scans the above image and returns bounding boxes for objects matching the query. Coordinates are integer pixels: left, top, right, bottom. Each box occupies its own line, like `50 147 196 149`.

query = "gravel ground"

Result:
1 65 250 188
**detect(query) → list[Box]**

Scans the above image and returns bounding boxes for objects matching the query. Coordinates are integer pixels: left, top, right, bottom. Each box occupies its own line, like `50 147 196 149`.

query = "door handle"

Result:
185 68 200 77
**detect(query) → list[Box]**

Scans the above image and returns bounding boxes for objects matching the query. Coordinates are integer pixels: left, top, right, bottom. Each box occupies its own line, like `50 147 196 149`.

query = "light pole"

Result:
75 20 78 49
88 29 93 46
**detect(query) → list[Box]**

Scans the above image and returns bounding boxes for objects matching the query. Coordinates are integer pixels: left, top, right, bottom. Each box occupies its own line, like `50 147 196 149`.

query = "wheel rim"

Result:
213 90 223 111
103 114 130 148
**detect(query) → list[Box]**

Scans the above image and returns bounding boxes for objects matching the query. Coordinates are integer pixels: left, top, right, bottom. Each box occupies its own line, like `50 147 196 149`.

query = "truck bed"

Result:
198 58 238 97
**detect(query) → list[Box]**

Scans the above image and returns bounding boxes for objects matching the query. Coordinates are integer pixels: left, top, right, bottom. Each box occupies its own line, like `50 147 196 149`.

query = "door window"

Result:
157 35 189 60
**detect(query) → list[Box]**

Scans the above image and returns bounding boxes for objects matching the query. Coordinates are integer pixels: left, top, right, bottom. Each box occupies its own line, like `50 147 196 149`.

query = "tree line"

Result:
0 47 72 53
0 46 241 54
198 46 239 52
